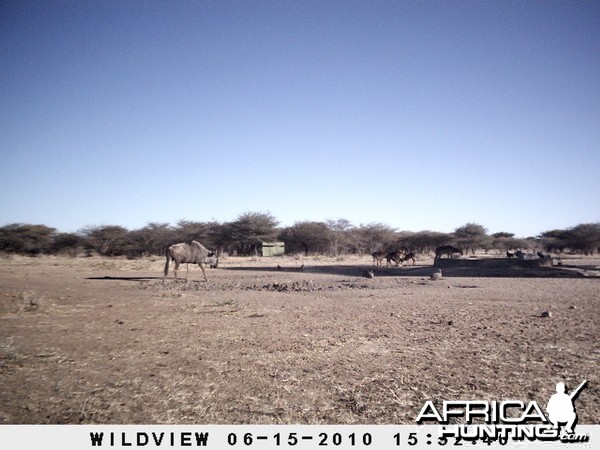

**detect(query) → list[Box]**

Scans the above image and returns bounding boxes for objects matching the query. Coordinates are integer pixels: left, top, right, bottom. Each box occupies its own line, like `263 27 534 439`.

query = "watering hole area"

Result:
0 254 598 424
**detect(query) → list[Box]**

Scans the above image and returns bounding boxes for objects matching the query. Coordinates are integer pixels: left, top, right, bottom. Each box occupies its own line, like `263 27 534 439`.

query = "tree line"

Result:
0 212 598 258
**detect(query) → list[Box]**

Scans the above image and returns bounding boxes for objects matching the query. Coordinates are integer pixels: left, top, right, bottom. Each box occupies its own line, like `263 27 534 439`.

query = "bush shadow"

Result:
223 264 598 279
85 276 164 281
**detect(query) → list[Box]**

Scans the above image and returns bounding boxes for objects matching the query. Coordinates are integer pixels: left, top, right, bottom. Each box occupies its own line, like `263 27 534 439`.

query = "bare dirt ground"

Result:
0 254 598 424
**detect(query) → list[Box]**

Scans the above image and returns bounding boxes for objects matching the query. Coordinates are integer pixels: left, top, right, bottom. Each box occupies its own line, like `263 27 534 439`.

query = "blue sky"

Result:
1 0 598 238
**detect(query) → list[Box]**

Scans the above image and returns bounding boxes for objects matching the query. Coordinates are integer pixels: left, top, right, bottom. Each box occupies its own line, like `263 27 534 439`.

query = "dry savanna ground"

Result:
0 253 598 425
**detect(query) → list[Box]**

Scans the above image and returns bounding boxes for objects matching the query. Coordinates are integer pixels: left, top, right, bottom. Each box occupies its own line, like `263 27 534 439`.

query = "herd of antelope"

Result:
371 245 464 267
371 250 416 267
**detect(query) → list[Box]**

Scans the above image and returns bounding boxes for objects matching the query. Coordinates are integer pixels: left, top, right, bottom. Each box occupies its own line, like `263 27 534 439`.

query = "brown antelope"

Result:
386 251 404 267
371 251 386 268
164 241 217 281
401 252 416 265
434 245 462 259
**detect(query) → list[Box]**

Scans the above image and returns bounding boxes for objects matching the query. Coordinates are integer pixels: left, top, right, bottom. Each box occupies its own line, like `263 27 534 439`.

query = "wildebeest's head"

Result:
206 252 218 268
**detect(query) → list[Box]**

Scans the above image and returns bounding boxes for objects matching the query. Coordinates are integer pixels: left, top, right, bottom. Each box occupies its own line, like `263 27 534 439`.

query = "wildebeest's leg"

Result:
163 252 171 281
197 262 208 281
174 261 180 281
185 263 190 282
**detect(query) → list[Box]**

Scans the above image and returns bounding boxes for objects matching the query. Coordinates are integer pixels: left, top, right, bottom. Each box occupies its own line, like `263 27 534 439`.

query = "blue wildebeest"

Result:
386 251 404 267
434 245 463 259
372 251 386 268
164 241 216 282
401 252 416 265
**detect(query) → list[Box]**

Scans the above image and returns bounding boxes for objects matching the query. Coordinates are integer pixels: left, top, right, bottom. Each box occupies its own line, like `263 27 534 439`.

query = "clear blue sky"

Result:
1 0 599 238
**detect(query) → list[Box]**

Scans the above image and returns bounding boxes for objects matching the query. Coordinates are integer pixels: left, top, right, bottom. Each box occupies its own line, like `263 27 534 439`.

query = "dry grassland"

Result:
0 254 598 424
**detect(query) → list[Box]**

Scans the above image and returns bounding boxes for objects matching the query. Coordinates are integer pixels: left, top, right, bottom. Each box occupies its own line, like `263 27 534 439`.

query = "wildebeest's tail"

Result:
164 248 171 277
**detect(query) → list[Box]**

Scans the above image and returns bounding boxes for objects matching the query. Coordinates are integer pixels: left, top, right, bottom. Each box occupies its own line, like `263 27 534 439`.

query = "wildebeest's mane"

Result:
191 240 210 252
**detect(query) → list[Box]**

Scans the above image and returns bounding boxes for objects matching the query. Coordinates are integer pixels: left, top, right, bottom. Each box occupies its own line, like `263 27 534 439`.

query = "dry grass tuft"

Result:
0 338 22 378
0 290 43 314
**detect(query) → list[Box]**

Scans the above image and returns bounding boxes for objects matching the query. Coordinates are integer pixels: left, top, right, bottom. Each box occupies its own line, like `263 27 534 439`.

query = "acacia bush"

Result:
0 224 56 255
278 221 331 256
454 223 492 254
400 231 452 254
539 224 600 255
490 232 531 253
80 225 132 257
218 212 279 256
